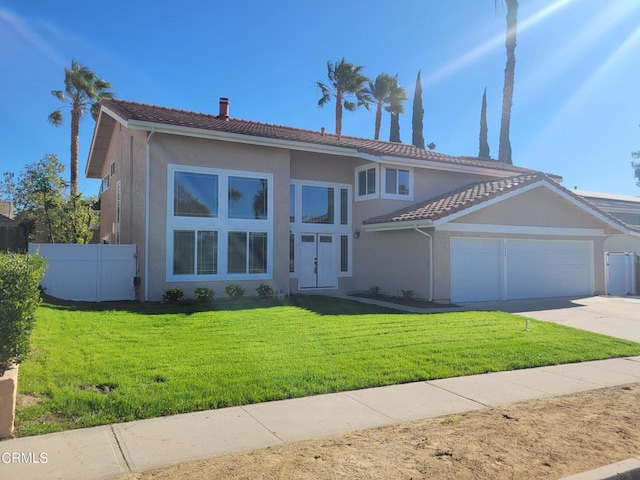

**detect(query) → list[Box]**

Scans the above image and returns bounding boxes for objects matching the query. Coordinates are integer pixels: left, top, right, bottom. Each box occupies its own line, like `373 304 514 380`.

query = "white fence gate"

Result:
605 252 637 296
29 243 137 302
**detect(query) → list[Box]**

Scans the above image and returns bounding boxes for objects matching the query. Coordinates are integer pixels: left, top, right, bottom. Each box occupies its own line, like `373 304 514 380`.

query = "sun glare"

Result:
526 2 640 155
425 0 576 87
0 6 65 67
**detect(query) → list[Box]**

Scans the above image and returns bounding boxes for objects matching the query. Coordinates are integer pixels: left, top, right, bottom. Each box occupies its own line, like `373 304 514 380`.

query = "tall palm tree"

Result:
497 0 518 165
48 60 114 195
369 73 397 140
316 58 372 137
387 78 408 143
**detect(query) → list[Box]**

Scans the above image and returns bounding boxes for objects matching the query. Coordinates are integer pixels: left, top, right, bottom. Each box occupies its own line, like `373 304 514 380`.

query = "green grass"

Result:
15 295 640 437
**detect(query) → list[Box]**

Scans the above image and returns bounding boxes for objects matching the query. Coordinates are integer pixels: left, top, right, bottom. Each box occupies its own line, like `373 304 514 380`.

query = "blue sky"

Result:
1 0 639 196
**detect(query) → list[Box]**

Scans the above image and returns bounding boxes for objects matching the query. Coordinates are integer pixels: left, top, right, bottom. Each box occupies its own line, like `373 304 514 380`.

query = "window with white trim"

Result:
382 167 412 199
167 165 272 281
355 165 377 200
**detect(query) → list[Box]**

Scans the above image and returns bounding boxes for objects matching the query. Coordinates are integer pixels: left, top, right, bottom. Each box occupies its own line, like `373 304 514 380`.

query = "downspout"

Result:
413 225 434 302
144 129 155 301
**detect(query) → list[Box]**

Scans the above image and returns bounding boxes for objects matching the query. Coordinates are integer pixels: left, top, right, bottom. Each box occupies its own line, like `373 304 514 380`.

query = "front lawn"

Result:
15 296 640 436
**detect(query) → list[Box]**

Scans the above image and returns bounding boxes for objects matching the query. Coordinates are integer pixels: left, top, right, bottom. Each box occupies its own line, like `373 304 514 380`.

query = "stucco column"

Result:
0 365 18 439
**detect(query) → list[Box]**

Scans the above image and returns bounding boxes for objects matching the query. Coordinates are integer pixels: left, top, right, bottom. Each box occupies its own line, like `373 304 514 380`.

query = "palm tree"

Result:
369 73 397 140
497 0 518 165
48 60 114 195
316 58 372 137
387 79 408 143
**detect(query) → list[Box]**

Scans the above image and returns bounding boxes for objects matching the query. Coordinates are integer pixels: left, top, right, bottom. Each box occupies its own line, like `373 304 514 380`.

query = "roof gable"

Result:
363 173 630 234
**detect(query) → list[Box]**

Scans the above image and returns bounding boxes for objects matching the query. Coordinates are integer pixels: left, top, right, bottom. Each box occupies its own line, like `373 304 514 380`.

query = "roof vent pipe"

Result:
218 97 230 121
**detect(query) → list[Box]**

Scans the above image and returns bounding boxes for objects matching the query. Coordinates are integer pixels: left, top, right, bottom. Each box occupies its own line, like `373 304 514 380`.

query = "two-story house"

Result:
87 98 631 302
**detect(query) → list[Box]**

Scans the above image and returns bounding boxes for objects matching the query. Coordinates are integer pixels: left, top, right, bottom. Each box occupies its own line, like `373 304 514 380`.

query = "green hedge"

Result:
0 252 46 376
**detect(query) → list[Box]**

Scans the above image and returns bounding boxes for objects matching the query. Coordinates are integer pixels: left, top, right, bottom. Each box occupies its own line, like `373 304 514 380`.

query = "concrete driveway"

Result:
463 296 640 343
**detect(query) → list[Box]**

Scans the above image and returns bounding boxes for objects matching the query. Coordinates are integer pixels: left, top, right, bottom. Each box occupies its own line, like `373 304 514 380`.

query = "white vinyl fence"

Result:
29 243 137 302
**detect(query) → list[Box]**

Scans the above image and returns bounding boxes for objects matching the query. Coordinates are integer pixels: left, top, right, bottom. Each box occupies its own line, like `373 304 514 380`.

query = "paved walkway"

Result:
1 355 640 479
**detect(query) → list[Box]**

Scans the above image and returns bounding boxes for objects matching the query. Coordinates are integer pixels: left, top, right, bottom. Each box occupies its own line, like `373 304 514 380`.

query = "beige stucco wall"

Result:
353 227 433 299
456 186 615 230
604 233 640 254
97 125 147 298
146 134 290 301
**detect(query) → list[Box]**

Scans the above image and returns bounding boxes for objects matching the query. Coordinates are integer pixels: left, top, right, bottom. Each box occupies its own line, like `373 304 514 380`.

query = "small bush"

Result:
0 252 46 376
225 284 245 299
256 284 275 299
162 288 184 303
193 287 214 303
401 289 415 300
368 285 380 296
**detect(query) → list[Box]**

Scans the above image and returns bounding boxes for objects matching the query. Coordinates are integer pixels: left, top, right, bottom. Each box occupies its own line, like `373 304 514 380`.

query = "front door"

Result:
299 234 337 288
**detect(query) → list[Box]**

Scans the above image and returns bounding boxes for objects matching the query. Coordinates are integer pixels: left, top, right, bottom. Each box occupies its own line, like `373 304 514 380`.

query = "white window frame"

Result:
101 175 109 192
355 164 378 201
166 164 273 282
289 179 352 278
381 166 414 200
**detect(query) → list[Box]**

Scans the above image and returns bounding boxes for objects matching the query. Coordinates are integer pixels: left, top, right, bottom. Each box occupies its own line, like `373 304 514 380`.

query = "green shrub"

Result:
162 288 184 303
225 284 245 299
193 287 215 303
401 289 415 300
368 285 380 296
256 284 275 299
0 252 46 376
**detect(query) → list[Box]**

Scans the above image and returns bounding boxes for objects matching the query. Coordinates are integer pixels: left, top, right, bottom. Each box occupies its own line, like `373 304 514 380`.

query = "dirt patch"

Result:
16 394 43 408
120 383 640 480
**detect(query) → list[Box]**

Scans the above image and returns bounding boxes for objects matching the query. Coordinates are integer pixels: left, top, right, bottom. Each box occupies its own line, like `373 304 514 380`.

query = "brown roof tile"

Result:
101 99 541 176
363 173 547 225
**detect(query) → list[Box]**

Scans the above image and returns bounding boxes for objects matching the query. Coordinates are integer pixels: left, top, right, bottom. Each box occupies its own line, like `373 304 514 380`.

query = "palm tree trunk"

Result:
335 94 343 138
374 104 383 140
498 0 518 165
70 105 81 195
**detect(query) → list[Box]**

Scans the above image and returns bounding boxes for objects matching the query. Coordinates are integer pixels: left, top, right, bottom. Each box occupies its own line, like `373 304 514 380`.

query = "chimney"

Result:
320 127 325 136
218 97 230 121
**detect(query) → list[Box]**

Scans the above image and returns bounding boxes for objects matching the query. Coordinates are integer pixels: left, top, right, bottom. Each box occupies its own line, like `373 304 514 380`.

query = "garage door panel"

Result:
507 240 592 300
451 238 502 302
451 237 593 302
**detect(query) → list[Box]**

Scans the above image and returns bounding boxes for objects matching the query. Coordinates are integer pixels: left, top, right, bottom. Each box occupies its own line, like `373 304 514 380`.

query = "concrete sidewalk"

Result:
1 356 639 480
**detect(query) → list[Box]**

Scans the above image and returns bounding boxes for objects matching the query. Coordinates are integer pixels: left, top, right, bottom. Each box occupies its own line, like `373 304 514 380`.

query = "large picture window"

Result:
302 185 334 224
173 230 218 276
168 165 272 282
228 231 268 274
174 172 218 217
228 176 268 219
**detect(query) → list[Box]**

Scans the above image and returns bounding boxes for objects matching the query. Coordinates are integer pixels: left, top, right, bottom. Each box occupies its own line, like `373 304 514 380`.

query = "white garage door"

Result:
450 238 593 302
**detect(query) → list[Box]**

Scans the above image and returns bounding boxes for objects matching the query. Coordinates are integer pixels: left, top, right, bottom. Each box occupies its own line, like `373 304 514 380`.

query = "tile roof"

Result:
363 173 547 225
364 173 634 232
101 99 541 176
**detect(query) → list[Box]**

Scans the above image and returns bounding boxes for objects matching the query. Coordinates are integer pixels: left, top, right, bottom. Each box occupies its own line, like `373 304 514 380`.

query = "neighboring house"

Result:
0 202 27 252
575 190 640 294
86 98 632 302
574 190 640 228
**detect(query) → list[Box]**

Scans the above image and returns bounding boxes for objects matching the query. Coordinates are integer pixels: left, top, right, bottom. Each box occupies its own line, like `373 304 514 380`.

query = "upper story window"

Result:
355 165 377 201
101 175 109 192
228 176 267 220
174 172 219 217
383 167 412 199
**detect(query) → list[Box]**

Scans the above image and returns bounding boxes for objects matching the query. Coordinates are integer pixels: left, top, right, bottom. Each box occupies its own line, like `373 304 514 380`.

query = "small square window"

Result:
383 168 411 197
356 166 377 199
